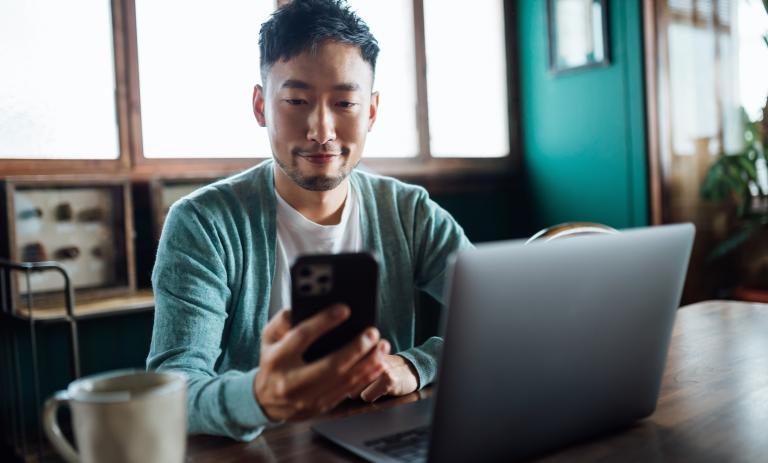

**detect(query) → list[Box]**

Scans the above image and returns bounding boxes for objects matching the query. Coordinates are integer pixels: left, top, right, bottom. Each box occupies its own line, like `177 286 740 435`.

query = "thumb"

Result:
262 308 292 344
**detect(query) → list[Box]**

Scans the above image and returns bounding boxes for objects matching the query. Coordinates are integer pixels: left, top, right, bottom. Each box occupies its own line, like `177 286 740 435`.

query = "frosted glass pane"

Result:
737 0 768 121
0 1 119 159
136 1 275 158
346 0 419 158
668 24 719 156
424 0 509 157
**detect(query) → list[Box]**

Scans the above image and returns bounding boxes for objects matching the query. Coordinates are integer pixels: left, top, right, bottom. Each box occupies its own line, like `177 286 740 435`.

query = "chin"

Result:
297 174 346 192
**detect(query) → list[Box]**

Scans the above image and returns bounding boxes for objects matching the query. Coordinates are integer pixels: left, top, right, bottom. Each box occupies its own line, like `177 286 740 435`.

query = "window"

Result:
650 0 768 226
662 0 767 157
423 0 509 157
135 0 274 158
0 0 119 159
345 0 420 158
1 0 514 173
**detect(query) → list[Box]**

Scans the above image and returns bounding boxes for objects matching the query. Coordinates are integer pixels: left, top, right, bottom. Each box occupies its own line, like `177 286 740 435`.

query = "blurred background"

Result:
1 1 767 460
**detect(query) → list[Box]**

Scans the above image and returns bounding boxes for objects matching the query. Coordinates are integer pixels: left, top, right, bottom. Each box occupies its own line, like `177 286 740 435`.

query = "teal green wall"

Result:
519 0 649 229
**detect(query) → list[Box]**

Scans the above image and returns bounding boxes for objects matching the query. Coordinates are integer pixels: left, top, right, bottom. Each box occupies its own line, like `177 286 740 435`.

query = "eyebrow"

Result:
281 79 311 89
332 82 360 92
280 79 360 92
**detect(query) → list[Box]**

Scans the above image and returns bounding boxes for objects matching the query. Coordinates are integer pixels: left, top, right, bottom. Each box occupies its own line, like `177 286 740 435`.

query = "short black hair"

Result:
258 0 379 85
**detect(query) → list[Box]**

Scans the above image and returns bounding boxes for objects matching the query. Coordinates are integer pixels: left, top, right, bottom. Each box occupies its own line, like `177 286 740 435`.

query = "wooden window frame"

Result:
1 0 521 181
0 0 132 176
643 0 736 225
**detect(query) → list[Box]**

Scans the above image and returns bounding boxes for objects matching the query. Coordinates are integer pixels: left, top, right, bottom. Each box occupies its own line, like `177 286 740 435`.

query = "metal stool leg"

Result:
25 270 45 461
11 333 28 459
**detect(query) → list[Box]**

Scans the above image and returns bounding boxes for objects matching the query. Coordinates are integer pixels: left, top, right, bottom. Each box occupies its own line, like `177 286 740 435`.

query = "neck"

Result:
273 165 349 225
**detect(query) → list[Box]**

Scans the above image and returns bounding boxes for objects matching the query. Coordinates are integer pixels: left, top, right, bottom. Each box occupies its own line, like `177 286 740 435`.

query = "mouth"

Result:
297 152 342 165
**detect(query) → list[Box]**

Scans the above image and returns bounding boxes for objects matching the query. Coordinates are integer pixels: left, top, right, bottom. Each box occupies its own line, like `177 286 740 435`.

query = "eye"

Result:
284 99 307 106
337 101 358 109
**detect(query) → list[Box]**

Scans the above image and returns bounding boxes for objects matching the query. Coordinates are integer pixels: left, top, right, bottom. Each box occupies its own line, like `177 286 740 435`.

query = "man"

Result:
147 0 471 441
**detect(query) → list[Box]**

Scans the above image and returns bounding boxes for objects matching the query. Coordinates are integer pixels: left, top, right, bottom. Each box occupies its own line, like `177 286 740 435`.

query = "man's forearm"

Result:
154 366 271 441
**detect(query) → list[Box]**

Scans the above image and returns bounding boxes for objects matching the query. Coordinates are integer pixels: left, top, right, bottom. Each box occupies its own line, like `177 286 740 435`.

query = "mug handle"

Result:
43 390 80 463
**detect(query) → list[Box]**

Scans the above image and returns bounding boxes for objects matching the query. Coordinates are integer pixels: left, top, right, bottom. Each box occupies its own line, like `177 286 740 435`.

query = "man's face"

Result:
253 41 379 191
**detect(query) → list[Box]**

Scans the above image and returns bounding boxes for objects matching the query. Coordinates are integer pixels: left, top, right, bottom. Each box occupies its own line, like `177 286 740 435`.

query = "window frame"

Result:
0 0 132 176
644 0 738 225
0 0 520 180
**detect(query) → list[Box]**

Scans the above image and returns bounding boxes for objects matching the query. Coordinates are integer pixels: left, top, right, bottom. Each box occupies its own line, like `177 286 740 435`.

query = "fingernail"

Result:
379 341 389 352
333 305 349 319
366 328 379 341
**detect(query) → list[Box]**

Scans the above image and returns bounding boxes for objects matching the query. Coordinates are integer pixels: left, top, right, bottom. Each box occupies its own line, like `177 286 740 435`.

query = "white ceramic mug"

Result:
43 369 187 463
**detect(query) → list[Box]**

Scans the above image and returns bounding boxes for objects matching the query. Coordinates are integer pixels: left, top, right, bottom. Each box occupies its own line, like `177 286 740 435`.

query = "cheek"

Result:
270 108 305 139
338 114 370 142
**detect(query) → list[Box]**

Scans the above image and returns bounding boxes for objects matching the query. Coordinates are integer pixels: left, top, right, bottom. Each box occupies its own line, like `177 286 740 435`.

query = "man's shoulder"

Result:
172 161 273 217
352 167 428 203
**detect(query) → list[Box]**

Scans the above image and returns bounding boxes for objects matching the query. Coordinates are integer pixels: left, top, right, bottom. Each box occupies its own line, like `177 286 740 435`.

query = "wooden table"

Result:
187 300 768 462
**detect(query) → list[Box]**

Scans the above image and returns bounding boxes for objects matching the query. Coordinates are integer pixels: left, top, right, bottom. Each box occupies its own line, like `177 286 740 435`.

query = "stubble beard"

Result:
274 152 359 192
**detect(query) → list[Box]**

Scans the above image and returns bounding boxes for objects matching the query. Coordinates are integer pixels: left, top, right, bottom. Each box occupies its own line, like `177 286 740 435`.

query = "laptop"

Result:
313 223 695 462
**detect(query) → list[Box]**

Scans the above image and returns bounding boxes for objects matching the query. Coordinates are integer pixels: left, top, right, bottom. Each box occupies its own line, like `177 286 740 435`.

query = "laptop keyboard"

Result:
364 425 430 462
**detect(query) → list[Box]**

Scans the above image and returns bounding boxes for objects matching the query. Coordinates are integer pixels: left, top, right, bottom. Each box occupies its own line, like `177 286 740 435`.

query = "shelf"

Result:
13 289 155 321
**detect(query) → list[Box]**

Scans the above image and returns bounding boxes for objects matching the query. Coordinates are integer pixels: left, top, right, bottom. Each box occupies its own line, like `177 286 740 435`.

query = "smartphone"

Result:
290 252 378 362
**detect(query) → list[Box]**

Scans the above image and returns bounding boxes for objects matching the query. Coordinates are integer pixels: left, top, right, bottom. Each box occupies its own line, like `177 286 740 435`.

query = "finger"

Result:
262 308 293 344
315 387 354 415
347 381 368 400
321 341 390 407
360 374 390 403
290 342 391 419
347 341 391 399
277 304 350 358
339 340 391 399
288 348 386 419
299 328 381 385
289 339 389 404
347 377 373 400
359 343 393 403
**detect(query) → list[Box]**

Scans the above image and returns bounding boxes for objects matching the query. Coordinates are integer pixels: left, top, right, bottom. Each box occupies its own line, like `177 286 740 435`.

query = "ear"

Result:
368 91 380 132
253 84 267 127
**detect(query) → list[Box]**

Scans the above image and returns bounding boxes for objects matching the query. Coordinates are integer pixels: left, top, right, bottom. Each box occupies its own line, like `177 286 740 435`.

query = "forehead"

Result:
267 41 373 91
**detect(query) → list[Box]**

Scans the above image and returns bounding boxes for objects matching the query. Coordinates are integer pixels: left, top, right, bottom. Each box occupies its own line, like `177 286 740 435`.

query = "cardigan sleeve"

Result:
146 200 271 441
397 189 473 388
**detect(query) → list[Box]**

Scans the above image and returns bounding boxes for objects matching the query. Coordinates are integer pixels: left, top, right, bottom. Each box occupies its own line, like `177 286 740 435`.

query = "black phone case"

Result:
290 253 378 362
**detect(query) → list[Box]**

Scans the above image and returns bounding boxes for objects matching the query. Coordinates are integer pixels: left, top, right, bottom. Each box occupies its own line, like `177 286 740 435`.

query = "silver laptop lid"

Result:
429 223 694 462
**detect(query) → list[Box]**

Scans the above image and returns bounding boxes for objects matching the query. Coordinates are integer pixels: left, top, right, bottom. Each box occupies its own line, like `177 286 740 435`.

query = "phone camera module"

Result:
295 263 334 296
299 284 314 295
299 266 313 277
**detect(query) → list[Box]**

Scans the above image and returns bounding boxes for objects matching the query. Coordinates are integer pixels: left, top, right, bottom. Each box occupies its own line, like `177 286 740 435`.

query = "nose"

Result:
307 103 336 145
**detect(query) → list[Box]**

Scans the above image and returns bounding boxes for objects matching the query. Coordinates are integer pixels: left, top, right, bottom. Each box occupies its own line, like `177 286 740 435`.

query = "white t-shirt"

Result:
268 184 362 318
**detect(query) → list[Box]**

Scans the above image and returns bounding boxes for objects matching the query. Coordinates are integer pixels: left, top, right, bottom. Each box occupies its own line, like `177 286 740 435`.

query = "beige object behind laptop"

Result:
43 370 187 463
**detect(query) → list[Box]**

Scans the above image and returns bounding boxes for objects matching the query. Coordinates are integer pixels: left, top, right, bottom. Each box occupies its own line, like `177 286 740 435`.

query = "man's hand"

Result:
253 305 390 422
352 354 420 403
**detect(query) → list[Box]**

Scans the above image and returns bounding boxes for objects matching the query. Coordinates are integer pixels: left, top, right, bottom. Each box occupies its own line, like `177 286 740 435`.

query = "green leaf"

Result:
744 116 760 144
736 155 758 180
724 163 747 190
701 163 726 200
701 162 724 201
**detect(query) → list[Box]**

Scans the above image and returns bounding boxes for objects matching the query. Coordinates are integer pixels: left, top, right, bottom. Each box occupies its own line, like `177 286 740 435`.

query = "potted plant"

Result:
699 1 768 302
701 110 768 301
